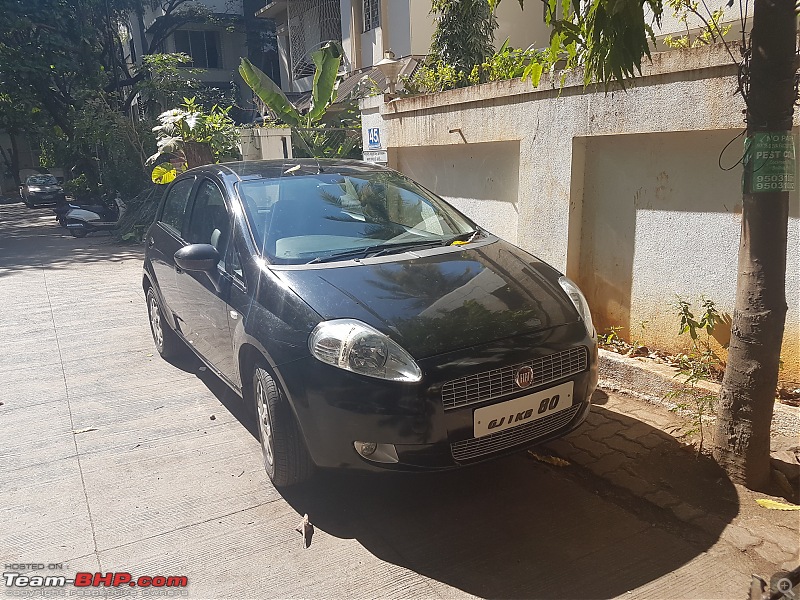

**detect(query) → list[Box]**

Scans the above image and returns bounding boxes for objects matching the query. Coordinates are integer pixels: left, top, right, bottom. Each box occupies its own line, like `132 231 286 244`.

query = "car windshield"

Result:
27 175 57 186
237 170 476 265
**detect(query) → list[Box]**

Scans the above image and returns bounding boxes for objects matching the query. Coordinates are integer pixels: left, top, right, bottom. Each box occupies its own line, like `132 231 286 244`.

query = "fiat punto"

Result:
143 160 597 487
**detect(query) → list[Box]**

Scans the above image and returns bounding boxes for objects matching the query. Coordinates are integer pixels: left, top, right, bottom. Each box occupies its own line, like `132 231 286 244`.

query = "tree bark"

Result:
713 0 795 488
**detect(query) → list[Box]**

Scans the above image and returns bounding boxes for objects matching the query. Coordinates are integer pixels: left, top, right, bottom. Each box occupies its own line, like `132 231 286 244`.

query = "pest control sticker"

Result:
746 132 796 193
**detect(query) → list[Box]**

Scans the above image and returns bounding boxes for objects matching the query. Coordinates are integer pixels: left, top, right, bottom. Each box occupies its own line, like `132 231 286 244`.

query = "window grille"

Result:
363 0 379 32
287 0 343 79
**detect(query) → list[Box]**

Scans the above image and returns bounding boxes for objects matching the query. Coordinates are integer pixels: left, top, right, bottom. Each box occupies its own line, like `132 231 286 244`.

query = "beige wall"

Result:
370 44 800 380
494 0 551 49
409 0 435 56
397 141 521 244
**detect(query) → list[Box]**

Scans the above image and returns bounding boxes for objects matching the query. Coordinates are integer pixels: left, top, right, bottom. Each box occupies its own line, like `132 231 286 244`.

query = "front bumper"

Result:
26 192 63 207
275 322 598 471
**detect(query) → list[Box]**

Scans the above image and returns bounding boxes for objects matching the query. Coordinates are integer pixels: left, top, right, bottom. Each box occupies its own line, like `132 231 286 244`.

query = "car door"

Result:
175 178 235 377
219 222 249 387
148 176 196 330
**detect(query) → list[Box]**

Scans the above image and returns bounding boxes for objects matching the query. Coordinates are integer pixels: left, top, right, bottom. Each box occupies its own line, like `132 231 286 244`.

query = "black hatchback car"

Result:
143 160 598 487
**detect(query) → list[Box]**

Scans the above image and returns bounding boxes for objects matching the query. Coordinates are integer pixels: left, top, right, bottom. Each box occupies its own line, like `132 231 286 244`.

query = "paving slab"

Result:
0 201 792 600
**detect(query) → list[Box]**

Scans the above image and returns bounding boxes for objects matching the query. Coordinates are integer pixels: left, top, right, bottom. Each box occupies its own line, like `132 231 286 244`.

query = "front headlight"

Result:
308 319 422 382
558 276 595 338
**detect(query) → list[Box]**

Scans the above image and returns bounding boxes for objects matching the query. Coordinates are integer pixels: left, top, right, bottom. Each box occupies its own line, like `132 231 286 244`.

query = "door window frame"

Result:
157 175 197 239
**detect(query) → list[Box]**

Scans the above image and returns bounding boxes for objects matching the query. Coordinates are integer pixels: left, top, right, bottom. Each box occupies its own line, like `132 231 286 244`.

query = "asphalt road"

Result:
0 200 745 599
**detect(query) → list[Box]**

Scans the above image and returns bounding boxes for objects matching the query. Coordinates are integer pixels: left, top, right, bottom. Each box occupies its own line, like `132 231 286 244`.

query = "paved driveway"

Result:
0 200 749 599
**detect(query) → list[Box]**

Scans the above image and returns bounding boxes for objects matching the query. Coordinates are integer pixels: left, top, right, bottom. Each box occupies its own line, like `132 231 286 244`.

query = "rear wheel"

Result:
146 286 184 360
68 222 88 238
253 366 313 487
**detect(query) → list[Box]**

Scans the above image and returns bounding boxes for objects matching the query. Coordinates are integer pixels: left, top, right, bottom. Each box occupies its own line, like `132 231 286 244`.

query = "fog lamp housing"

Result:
353 441 399 463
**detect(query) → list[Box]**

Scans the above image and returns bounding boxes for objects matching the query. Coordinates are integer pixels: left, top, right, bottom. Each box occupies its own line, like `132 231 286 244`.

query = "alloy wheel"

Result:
149 295 163 352
256 379 275 469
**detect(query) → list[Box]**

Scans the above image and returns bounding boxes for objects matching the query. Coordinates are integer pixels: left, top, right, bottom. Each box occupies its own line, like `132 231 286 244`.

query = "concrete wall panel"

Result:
397 141 521 243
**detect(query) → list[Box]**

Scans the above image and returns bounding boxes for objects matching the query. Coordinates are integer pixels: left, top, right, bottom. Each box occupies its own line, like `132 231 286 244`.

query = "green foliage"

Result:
430 0 498 75
663 0 731 49
239 42 343 128
148 97 240 173
239 57 302 127
405 40 548 93
667 295 723 455
403 61 469 93
0 0 223 202
469 40 548 86
599 325 625 347
63 175 94 202
240 42 362 159
134 53 205 113
666 351 718 455
676 295 719 341
309 42 343 122
151 162 184 185
486 0 665 89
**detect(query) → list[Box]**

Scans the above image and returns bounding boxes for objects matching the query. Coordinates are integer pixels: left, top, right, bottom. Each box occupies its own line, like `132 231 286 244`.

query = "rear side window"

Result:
160 178 195 237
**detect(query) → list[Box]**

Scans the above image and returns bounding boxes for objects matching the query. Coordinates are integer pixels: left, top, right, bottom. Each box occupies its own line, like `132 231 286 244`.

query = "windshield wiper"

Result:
443 229 481 246
307 239 443 264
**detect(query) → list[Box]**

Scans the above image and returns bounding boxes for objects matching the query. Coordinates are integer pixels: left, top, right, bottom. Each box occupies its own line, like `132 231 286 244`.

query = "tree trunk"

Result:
713 0 795 488
0 131 22 188
183 142 214 168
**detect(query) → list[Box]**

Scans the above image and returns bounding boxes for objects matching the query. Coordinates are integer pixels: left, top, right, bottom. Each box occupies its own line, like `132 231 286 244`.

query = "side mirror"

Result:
175 244 220 272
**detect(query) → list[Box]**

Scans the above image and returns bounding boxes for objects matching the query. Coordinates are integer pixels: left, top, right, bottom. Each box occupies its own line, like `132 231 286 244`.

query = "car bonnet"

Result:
271 240 579 359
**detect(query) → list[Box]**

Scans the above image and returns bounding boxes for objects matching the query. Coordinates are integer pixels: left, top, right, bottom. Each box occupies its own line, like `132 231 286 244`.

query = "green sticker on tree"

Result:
747 132 796 193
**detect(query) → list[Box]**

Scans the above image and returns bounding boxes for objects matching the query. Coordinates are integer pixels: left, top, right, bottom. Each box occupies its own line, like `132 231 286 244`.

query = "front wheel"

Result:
253 367 313 487
146 286 185 360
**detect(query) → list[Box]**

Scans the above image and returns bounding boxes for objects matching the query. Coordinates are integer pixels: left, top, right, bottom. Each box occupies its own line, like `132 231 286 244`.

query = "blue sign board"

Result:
368 128 381 149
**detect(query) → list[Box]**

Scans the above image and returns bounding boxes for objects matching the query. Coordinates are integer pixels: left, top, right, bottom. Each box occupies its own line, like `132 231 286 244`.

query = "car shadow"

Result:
192 363 738 599
168 351 260 440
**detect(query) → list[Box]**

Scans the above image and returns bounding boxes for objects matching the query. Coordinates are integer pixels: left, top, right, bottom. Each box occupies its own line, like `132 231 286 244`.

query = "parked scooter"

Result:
65 194 126 238
53 196 78 227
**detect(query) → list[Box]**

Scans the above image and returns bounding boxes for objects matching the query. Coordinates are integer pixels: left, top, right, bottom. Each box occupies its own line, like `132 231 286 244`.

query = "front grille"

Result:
450 404 581 462
441 346 588 411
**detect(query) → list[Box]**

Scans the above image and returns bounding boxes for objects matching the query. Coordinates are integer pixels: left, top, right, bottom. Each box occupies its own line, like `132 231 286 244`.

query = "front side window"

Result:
174 30 220 69
160 177 195 237
363 0 379 31
237 170 475 265
185 180 231 266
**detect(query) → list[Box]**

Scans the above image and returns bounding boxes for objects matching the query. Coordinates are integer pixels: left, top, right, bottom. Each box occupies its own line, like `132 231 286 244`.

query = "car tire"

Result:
252 366 314 487
146 286 184 360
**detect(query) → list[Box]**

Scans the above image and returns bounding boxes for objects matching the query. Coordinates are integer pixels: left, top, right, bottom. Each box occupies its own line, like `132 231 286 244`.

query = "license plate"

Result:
473 381 574 438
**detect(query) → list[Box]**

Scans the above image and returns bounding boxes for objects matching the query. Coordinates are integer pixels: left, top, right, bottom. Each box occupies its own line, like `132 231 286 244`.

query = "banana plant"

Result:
239 41 343 128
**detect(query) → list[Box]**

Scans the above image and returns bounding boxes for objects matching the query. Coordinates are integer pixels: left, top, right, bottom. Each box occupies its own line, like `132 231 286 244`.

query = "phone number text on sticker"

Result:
473 381 574 438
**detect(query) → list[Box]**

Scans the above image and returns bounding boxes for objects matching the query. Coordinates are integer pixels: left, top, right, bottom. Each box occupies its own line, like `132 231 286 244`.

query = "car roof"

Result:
184 159 391 182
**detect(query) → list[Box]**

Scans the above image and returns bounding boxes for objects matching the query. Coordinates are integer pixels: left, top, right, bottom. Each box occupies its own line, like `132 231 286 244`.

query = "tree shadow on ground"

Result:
0 202 143 277
193 363 739 599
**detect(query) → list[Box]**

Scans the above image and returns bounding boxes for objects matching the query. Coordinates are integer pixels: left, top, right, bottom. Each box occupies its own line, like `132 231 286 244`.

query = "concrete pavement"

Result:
0 199 795 599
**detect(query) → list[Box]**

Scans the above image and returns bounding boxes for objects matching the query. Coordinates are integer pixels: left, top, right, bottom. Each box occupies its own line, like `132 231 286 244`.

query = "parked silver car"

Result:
20 174 65 208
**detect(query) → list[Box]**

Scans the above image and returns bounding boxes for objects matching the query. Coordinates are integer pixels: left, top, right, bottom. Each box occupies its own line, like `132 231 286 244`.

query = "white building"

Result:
127 0 279 121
